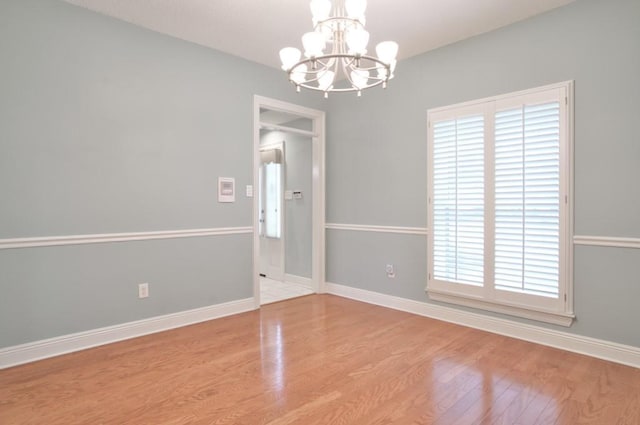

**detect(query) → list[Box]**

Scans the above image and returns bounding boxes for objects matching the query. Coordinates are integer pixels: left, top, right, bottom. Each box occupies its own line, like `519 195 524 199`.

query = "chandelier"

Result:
279 0 398 97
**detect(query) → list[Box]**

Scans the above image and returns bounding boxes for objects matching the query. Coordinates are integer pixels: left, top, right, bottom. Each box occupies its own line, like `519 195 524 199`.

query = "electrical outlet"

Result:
138 283 149 299
385 264 395 278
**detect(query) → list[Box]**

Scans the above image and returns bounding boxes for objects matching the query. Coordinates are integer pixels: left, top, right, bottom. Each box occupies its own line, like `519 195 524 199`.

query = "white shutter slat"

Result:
494 101 561 298
432 115 484 286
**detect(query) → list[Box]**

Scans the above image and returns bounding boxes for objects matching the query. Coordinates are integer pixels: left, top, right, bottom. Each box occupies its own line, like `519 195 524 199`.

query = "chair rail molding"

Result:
0 227 253 250
573 235 640 249
325 223 428 235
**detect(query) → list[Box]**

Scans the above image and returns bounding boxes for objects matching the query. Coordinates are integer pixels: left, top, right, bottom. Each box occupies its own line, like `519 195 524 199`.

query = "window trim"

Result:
427 81 575 326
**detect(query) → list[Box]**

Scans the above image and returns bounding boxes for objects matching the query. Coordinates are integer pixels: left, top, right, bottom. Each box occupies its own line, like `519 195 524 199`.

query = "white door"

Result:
259 153 284 281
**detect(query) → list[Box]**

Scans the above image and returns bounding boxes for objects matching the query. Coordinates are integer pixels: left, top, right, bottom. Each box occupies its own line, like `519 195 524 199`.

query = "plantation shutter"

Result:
432 114 485 286
494 101 561 297
428 83 572 324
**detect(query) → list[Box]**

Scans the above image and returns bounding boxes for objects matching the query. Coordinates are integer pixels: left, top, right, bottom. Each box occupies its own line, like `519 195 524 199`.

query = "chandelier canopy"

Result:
279 0 398 97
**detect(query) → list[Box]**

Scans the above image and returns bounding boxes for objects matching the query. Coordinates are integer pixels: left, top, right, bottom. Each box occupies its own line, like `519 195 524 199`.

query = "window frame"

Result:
427 81 574 326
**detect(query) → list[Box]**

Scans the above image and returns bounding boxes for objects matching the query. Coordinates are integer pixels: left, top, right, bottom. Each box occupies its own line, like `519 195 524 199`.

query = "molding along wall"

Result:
326 282 640 369
0 227 253 250
0 298 255 369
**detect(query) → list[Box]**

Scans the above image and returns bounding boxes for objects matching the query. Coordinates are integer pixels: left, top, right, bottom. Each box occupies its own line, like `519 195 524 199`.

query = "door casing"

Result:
253 95 326 308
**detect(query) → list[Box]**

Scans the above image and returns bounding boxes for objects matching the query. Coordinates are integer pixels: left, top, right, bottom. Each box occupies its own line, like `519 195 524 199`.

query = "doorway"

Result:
259 140 285 283
253 96 325 307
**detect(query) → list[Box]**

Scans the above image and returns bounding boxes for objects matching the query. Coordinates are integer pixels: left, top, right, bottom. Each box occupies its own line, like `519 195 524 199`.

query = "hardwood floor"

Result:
1 295 639 424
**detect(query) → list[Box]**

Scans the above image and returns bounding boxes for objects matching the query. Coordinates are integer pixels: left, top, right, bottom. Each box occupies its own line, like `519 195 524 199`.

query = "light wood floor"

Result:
1 295 639 424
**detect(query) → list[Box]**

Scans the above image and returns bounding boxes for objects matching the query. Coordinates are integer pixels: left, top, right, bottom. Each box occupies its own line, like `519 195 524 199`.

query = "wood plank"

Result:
0 295 638 424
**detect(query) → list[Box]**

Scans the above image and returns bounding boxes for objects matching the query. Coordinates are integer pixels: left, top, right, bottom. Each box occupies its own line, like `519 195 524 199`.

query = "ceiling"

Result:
64 0 575 70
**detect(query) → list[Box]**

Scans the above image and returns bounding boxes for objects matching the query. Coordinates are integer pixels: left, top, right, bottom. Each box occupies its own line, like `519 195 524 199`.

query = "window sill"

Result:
426 289 575 327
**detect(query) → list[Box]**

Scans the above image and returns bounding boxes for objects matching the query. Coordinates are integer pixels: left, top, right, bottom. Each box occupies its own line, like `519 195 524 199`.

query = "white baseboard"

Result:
284 273 313 289
326 282 640 369
0 298 256 369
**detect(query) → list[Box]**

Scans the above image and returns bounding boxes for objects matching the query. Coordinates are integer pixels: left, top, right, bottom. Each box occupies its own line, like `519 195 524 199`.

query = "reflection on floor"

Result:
260 277 313 304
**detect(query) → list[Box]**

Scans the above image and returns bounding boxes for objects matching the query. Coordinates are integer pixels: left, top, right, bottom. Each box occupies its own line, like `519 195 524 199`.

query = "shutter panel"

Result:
494 101 560 297
433 114 484 286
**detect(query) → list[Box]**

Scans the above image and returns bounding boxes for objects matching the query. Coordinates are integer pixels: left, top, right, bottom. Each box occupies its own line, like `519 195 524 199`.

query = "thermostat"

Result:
218 177 235 203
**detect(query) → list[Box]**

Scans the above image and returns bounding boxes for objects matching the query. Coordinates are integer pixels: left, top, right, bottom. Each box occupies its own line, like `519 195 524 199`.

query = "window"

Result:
264 162 282 238
262 162 282 239
259 146 284 239
427 82 574 326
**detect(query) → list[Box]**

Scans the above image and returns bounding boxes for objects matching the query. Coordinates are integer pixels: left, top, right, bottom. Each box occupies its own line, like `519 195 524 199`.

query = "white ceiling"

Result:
64 0 575 69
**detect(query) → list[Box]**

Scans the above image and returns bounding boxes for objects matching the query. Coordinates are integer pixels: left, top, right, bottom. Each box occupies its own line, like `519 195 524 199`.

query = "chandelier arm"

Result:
341 57 360 90
287 58 338 88
290 54 388 72
294 82 385 93
314 16 364 33
346 61 390 74
345 56 391 84
287 54 390 92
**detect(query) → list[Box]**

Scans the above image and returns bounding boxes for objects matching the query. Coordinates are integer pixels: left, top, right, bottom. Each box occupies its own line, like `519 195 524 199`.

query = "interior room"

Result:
1 0 639 423
258 111 315 304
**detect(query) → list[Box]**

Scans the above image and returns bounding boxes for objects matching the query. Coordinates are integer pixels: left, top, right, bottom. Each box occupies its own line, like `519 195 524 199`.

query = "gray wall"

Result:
284 134 313 278
326 0 640 347
0 0 324 348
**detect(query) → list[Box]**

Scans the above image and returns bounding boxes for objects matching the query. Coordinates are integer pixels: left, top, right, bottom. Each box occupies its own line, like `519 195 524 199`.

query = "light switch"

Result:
246 185 253 197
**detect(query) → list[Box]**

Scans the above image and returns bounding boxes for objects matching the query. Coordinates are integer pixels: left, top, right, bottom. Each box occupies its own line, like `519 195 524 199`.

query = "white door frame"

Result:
253 95 326 308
